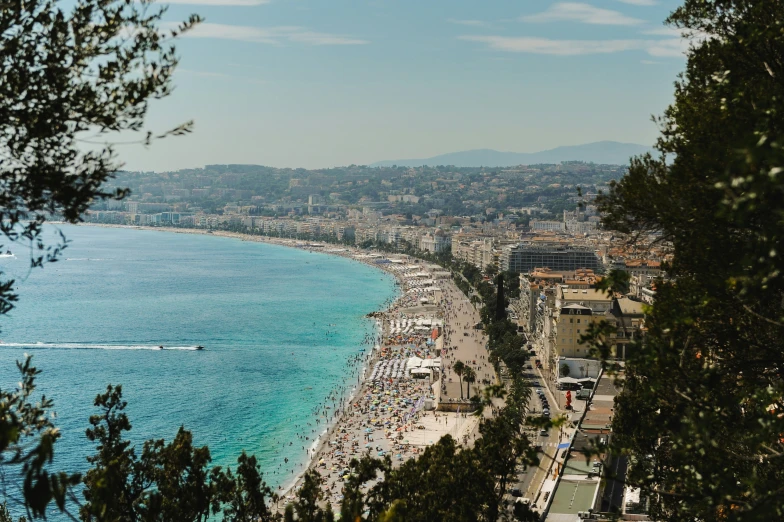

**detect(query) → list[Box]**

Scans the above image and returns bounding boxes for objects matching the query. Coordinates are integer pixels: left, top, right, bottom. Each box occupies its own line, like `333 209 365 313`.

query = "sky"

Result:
120 0 691 171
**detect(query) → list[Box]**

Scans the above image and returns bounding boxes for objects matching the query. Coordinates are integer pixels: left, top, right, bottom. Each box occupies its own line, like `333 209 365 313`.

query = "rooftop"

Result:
547 478 598 516
615 297 646 316
559 288 612 302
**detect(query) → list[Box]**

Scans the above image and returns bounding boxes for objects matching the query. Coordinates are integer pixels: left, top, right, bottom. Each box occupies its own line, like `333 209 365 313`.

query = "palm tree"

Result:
453 360 465 399
464 366 477 399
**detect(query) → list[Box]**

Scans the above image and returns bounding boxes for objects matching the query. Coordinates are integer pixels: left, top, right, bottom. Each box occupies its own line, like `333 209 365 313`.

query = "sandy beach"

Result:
79 224 497 510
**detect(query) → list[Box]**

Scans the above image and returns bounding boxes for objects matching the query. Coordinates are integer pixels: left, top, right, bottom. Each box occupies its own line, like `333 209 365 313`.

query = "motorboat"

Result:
195 345 204 350
0 250 14 259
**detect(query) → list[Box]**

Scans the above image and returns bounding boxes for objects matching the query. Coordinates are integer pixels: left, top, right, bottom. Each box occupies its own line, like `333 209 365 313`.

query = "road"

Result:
505 368 566 512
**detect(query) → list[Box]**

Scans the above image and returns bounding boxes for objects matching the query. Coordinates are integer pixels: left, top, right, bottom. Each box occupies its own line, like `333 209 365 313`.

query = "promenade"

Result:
439 283 495 402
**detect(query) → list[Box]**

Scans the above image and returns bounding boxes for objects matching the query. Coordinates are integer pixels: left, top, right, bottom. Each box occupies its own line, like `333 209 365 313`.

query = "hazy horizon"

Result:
116 0 688 172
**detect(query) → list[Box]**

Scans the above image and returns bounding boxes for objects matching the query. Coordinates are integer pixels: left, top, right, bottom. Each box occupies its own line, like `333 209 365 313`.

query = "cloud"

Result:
164 0 270 4
178 23 368 45
447 19 490 27
460 35 689 57
616 0 657 5
461 36 639 55
644 37 691 57
521 2 644 26
642 27 684 37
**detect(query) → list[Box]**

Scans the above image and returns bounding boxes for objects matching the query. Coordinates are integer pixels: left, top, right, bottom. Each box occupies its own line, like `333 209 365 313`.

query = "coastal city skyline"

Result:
123 0 690 172
2 0 780 520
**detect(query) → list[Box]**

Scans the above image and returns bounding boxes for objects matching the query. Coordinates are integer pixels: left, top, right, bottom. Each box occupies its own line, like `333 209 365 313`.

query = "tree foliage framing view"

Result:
0 0 200 516
589 0 784 520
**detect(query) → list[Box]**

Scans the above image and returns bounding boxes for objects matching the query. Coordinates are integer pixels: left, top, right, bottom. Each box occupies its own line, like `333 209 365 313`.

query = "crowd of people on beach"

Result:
262 245 496 513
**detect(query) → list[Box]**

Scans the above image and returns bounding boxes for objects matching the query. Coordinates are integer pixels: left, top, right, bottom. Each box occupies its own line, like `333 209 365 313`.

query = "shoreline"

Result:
74 224 495 509
75 224 413 493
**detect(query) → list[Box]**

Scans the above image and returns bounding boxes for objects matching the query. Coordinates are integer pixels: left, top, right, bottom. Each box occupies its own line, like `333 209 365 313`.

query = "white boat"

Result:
0 250 15 259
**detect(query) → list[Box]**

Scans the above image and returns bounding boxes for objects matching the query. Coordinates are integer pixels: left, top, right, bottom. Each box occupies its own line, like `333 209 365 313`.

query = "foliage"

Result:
293 470 330 522
453 360 465 399
221 452 278 522
494 274 506 322
0 0 200 319
339 416 536 522
462 366 476 398
80 385 278 522
485 264 498 278
0 358 80 518
502 271 521 300
594 0 784 520
0 503 26 522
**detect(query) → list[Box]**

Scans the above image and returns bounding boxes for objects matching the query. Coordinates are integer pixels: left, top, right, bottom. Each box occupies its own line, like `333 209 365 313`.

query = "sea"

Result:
0 224 398 517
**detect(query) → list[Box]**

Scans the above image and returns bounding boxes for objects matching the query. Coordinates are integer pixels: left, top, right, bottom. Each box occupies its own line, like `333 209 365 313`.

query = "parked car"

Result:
540 429 548 436
510 488 523 498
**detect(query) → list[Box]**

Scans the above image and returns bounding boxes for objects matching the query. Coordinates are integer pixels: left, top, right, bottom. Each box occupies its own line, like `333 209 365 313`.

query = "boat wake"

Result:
0 342 202 351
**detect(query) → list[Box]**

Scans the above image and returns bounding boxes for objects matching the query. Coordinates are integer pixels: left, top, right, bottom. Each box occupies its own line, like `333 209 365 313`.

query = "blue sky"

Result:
125 0 689 171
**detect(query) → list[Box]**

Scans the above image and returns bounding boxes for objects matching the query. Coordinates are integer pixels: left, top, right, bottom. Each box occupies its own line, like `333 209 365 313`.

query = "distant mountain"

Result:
370 141 652 168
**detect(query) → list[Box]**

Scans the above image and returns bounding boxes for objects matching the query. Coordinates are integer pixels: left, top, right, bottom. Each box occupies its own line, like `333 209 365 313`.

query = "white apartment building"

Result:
531 220 566 232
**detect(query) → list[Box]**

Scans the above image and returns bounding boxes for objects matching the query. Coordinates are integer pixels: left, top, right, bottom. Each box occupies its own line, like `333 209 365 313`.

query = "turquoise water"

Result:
0 225 397 516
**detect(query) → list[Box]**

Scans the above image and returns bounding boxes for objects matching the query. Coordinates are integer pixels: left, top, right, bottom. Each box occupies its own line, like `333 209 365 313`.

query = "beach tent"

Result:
406 356 424 370
410 368 432 380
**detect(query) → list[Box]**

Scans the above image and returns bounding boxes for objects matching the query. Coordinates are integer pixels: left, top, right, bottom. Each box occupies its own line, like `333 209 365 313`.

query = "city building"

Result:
500 242 603 273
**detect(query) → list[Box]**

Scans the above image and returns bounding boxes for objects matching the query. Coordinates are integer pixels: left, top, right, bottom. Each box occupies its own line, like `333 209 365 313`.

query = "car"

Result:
536 389 544 395
534 444 544 452
532 381 540 387
510 488 523 498
526 364 533 370
540 429 548 436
